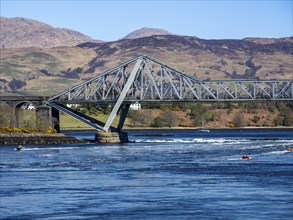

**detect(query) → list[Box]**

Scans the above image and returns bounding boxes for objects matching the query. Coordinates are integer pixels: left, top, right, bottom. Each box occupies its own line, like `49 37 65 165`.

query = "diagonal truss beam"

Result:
103 58 143 131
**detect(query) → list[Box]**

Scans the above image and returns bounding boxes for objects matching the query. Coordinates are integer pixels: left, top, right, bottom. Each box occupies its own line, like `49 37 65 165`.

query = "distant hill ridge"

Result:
0 17 99 48
1 16 292 49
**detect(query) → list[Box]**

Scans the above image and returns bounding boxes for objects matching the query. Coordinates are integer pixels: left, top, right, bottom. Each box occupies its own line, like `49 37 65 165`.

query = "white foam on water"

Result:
20 148 41 151
134 138 251 145
245 142 293 150
21 147 77 151
226 158 243 161
262 150 292 155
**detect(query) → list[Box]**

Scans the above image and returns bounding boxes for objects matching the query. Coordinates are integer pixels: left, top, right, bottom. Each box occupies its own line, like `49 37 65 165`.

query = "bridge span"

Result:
46 56 293 136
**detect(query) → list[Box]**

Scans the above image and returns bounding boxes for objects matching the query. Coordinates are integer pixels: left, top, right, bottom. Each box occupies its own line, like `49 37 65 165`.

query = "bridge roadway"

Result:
0 96 48 102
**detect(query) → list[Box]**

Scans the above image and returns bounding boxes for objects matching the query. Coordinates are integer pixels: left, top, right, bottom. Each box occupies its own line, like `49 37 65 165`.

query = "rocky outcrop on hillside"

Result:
0 17 100 48
122 27 173 39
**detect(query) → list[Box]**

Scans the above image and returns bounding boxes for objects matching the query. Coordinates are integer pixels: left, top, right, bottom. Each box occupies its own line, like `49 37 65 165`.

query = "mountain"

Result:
122 27 173 39
0 17 101 48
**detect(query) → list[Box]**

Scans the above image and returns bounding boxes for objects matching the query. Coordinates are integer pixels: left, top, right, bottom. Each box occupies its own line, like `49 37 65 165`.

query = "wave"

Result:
133 138 249 144
262 150 292 155
245 142 293 150
133 137 293 144
226 157 253 161
19 146 79 151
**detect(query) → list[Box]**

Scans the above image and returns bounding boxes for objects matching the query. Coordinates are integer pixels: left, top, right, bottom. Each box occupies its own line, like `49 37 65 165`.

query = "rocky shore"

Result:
0 133 86 145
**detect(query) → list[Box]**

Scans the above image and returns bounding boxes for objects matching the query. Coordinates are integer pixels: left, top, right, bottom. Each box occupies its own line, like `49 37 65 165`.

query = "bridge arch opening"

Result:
13 101 37 128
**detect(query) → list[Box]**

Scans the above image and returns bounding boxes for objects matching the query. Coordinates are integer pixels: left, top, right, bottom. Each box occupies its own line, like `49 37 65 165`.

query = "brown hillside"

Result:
78 35 293 81
0 17 100 48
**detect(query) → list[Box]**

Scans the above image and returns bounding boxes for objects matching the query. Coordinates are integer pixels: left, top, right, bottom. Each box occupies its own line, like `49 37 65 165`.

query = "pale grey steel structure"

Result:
46 55 293 132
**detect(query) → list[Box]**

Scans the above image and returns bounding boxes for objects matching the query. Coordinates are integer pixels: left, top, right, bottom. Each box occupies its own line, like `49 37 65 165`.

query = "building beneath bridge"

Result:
130 102 141 110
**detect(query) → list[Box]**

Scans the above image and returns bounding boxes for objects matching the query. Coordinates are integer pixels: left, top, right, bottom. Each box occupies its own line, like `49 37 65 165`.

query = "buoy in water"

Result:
16 145 25 151
242 154 251 160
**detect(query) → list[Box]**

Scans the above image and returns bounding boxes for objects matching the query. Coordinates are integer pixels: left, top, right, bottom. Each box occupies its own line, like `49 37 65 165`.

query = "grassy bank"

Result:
59 102 293 130
60 113 131 130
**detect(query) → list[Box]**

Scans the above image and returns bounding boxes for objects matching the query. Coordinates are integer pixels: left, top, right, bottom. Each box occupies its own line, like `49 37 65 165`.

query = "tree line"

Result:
0 101 292 129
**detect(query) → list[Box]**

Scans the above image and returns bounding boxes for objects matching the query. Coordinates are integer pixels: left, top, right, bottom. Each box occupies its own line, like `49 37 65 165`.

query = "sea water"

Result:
0 129 292 219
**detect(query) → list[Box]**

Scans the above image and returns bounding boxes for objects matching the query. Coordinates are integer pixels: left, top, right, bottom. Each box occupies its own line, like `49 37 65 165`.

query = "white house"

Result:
66 104 80 108
27 104 35 110
20 103 35 110
130 102 141 110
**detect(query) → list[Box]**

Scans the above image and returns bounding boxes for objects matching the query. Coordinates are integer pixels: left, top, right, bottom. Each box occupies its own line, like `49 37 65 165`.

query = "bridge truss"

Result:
46 55 293 132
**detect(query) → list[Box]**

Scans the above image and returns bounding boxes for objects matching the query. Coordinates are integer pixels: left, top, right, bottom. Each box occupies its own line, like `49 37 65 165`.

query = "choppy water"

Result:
1 129 293 219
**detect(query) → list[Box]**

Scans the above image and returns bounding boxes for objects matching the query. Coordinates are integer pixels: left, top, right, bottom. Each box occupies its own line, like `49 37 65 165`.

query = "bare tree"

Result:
233 112 244 127
128 110 152 127
0 103 12 127
162 110 178 127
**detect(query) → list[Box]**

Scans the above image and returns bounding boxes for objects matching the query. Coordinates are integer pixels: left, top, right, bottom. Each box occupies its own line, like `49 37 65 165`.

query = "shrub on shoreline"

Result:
0 127 56 134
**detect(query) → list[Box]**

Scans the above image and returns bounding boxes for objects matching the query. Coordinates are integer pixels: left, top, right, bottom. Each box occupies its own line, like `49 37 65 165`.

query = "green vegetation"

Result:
124 102 293 128
62 102 293 129
25 51 55 59
60 104 122 130
51 101 293 129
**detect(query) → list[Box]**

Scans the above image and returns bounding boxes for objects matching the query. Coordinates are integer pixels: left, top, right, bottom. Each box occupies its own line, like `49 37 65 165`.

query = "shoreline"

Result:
0 133 87 145
61 126 293 132
1 127 292 146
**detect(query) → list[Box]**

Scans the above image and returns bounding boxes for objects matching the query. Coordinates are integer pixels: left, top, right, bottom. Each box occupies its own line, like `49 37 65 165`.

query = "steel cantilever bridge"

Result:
45 55 293 132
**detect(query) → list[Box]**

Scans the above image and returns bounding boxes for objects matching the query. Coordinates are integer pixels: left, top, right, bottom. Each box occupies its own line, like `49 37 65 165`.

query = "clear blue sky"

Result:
1 0 292 41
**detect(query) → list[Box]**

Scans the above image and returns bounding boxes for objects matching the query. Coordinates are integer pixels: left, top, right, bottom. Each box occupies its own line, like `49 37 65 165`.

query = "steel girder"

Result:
48 56 293 103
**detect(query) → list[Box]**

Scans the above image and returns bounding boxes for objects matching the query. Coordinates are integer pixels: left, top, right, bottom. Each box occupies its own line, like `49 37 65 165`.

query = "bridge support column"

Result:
13 107 20 128
36 105 51 131
95 131 129 143
51 107 60 133
117 104 130 131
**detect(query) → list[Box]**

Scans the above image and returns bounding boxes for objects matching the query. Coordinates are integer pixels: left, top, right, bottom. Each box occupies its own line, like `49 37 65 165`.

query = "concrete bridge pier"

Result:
95 104 130 143
35 105 61 133
36 105 52 131
35 106 61 133
95 131 129 143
